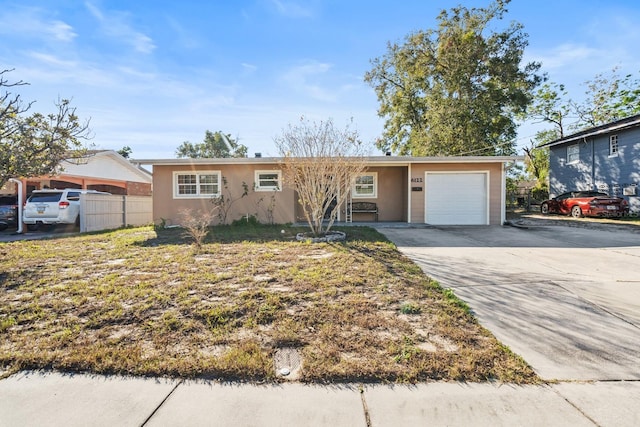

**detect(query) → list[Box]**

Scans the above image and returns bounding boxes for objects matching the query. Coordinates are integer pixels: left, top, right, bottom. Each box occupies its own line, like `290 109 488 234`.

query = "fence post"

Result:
122 195 127 227
80 195 86 233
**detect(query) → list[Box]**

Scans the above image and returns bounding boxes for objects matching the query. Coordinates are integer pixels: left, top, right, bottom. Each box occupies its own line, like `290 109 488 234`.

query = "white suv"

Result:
23 189 110 231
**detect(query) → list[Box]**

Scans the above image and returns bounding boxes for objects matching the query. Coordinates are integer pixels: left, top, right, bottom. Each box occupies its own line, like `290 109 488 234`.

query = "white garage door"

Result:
425 172 488 225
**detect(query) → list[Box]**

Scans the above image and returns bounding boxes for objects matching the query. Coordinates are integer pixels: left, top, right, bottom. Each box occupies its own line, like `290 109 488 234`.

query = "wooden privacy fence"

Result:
80 194 153 233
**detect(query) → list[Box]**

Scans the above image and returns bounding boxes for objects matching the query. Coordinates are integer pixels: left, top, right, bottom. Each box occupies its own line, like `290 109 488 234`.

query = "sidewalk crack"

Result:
359 385 372 427
140 379 184 426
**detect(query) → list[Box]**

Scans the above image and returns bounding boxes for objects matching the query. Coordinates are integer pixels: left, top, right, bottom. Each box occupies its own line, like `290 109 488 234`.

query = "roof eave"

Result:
539 114 640 149
132 155 523 166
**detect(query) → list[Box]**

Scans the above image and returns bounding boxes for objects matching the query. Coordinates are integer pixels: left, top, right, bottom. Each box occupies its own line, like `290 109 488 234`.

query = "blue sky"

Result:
1 0 639 159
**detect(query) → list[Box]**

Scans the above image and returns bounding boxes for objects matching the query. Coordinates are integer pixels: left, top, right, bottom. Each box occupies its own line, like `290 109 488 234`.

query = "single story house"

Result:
539 114 640 213
135 156 520 226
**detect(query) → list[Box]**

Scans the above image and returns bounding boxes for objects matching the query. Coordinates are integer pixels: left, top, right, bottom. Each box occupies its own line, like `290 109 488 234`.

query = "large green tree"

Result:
0 69 91 189
365 0 542 156
523 82 567 195
573 67 640 127
176 130 248 158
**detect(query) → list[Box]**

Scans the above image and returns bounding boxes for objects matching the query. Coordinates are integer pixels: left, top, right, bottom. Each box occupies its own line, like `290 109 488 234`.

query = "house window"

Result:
173 171 221 198
609 135 618 156
352 173 377 198
567 144 579 164
255 170 282 191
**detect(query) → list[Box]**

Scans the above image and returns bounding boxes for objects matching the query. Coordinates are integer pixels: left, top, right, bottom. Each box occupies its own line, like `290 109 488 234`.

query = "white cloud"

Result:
242 63 258 74
0 7 76 42
85 2 156 54
49 20 77 42
529 43 598 70
166 17 200 50
269 0 314 18
27 52 78 68
282 61 336 102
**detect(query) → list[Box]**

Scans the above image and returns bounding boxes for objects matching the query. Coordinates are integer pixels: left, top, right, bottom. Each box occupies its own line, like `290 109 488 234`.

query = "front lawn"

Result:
0 225 538 383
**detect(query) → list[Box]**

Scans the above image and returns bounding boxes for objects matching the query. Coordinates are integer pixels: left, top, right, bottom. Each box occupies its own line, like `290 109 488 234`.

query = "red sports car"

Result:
540 191 629 218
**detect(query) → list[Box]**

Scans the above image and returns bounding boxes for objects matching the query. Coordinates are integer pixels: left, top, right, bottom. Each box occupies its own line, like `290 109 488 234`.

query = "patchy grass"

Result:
0 224 538 383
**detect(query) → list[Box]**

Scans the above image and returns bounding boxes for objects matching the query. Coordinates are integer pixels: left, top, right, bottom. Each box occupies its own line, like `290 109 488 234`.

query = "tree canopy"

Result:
365 0 542 156
0 69 91 189
573 68 640 127
176 130 248 158
117 146 132 158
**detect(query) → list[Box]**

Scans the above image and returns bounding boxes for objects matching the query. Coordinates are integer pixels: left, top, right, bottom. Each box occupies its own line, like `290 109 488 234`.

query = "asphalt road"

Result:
378 222 640 381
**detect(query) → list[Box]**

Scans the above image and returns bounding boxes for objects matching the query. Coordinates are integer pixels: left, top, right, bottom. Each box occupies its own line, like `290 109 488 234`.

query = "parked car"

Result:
540 191 629 218
23 189 110 231
0 195 18 231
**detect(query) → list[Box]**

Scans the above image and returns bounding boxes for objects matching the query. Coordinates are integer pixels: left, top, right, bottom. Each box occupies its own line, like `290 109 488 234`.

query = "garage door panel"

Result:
426 173 487 225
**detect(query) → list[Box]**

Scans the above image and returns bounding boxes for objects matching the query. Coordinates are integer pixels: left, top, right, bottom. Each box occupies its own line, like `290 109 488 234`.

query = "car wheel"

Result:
27 224 39 231
571 206 583 218
541 203 550 215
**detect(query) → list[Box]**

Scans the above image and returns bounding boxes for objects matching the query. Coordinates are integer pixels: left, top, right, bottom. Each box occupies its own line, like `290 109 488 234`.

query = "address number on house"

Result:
411 177 423 183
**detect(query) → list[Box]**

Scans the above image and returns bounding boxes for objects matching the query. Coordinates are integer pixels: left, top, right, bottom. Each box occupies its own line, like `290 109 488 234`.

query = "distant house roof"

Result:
60 150 152 183
539 113 640 149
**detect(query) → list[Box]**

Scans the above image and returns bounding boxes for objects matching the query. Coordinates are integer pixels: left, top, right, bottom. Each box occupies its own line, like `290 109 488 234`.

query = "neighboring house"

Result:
134 155 520 226
540 114 640 214
19 150 153 198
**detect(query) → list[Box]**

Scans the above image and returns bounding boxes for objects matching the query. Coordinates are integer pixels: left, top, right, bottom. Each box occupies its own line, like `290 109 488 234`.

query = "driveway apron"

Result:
377 224 640 381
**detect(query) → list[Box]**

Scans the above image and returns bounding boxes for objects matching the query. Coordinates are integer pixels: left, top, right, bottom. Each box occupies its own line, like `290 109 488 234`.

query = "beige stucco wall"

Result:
153 164 296 226
408 163 503 225
349 166 407 222
152 160 505 226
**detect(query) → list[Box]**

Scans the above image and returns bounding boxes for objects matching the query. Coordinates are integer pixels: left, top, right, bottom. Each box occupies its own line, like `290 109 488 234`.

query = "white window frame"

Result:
567 144 579 164
173 171 221 199
352 172 378 198
609 135 619 157
254 170 282 192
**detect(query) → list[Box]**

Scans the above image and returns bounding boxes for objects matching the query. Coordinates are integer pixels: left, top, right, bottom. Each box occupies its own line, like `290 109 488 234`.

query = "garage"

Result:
425 172 488 225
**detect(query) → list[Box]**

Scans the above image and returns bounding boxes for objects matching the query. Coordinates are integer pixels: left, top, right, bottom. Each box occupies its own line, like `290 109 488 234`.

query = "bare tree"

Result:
179 208 217 250
0 69 91 188
274 117 368 236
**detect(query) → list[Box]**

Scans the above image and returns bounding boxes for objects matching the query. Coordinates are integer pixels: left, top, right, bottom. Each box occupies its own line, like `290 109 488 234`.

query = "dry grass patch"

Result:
0 225 538 383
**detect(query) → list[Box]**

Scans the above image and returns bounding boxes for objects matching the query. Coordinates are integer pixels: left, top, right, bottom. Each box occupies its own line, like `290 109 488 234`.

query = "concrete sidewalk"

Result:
1 371 639 426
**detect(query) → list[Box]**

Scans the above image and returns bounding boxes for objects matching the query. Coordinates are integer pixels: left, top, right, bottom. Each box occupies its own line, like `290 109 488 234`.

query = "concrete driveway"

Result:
378 223 640 381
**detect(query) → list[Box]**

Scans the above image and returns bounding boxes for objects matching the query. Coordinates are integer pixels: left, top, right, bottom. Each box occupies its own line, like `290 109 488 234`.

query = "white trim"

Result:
254 170 282 192
424 171 490 225
407 163 412 223
609 135 619 157
133 155 522 167
567 144 579 164
173 170 221 199
501 164 506 225
352 172 378 199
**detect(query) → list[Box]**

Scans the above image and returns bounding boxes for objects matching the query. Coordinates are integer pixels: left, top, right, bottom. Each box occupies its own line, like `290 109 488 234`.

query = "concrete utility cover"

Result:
378 224 640 381
274 348 302 380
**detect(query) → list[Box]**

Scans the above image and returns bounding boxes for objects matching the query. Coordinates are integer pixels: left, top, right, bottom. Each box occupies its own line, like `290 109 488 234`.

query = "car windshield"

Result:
577 191 608 197
28 193 63 203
